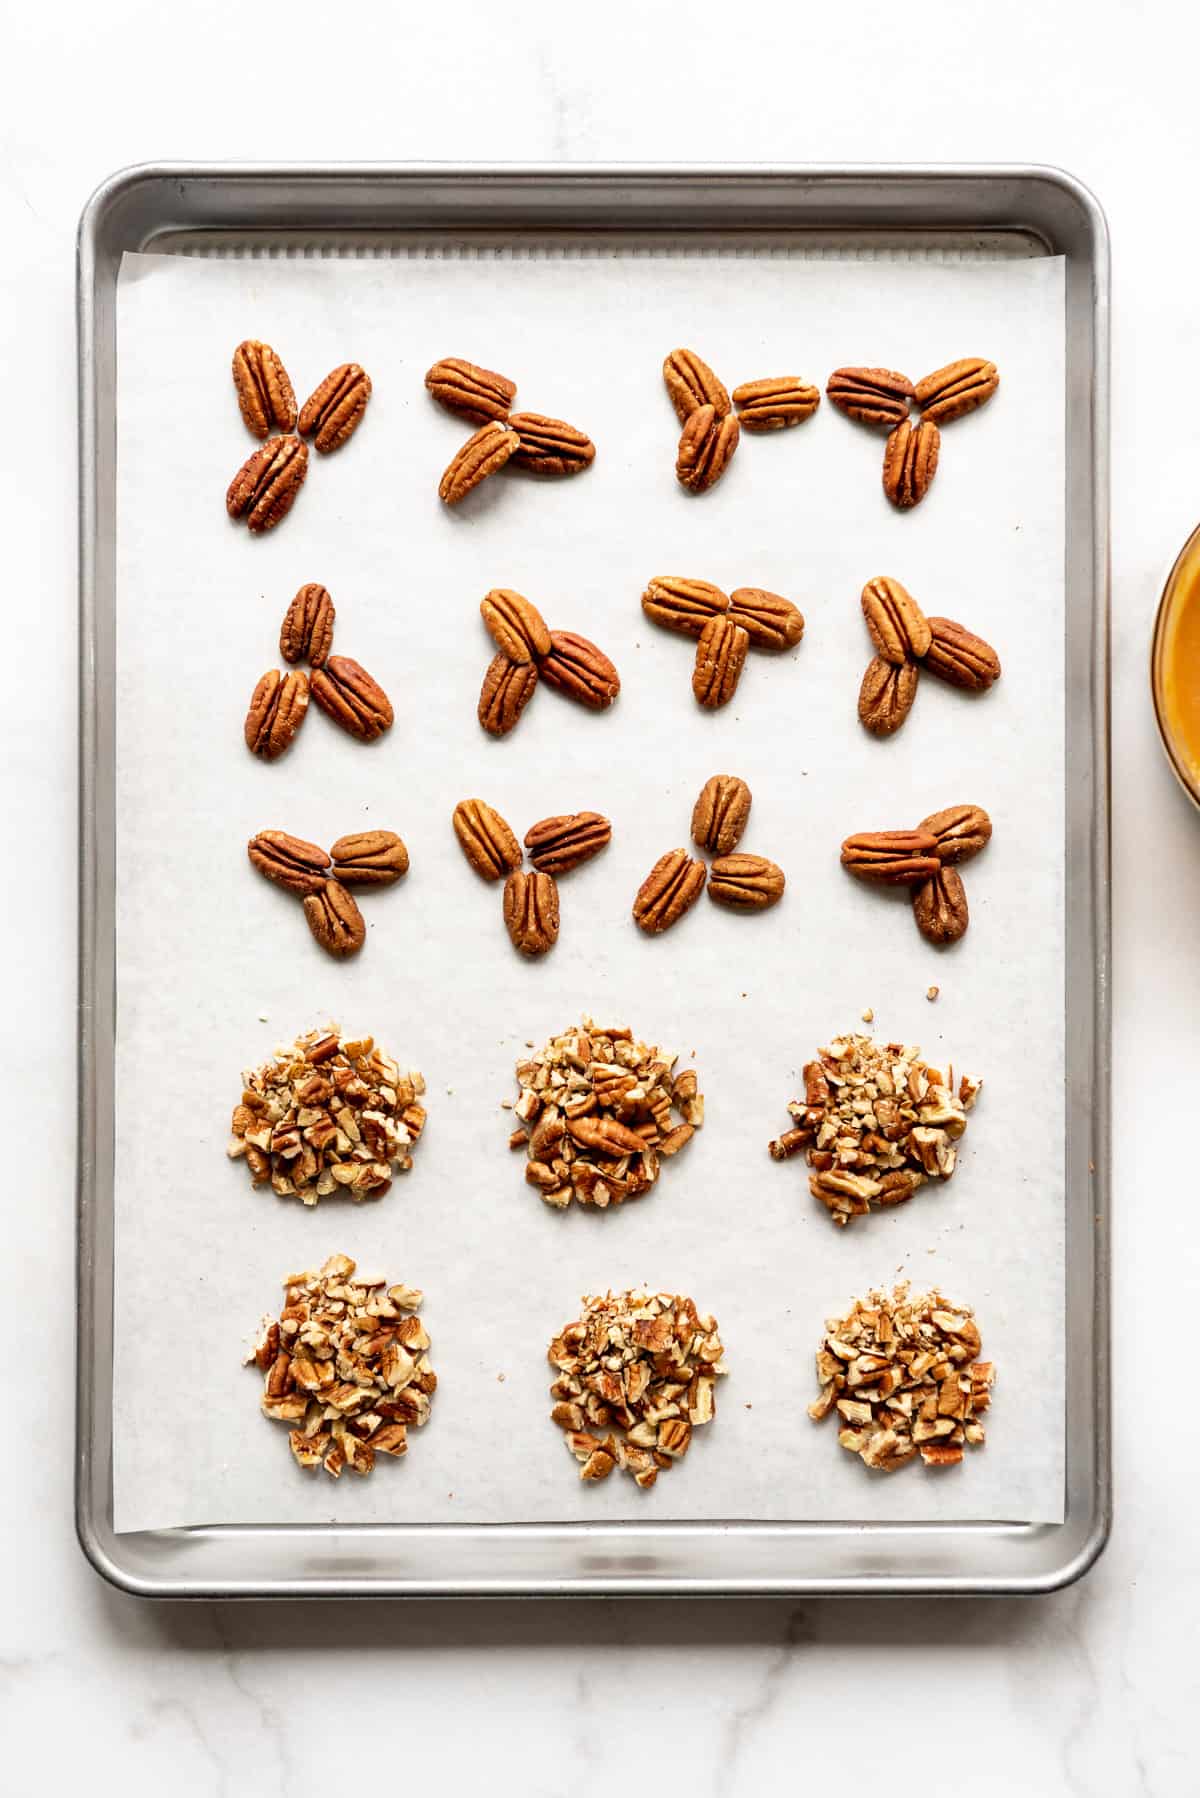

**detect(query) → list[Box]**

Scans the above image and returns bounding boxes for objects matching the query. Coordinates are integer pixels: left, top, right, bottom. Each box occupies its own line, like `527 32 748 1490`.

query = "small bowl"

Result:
1151 519 1200 811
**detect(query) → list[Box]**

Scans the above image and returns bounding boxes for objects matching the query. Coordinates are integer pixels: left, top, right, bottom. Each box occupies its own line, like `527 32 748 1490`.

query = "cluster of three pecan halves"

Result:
426 357 595 507
245 583 393 762
475 589 620 738
856 576 1001 738
828 357 999 511
226 339 372 533
452 798 612 959
841 804 993 947
662 348 821 495
247 828 409 959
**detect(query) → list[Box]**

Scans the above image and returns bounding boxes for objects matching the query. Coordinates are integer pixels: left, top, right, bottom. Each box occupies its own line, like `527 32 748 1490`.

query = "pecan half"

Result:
840 830 941 884
858 656 919 737
232 340 297 437
861 576 932 663
539 632 620 709
693 616 749 709
633 849 707 935
918 804 993 865
298 363 372 453
247 830 330 896
439 421 520 505
691 775 752 854
478 653 538 735
452 799 522 880
567 1115 648 1157
915 357 999 425
302 880 367 958
882 418 940 510
663 348 731 422
728 588 804 651
503 869 560 957
244 669 310 761
310 656 394 741
524 812 612 875
507 413 595 476
912 867 970 944
707 853 786 911
479 589 552 664
923 618 1002 690
642 576 730 638
424 357 517 424
826 366 915 427
226 436 309 533
731 376 820 430
330 830 409 886
676 405 739 493
280 582 335 668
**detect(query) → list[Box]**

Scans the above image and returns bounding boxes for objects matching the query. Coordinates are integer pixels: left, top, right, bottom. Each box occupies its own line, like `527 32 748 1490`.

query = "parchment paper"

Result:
113 241 1065 1531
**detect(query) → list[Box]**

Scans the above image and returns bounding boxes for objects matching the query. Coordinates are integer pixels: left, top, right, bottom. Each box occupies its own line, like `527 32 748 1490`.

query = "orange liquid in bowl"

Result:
1153 521 1200 804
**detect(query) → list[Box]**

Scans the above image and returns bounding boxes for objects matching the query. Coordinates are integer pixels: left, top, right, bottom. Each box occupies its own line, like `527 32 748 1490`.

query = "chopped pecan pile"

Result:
228 1026 426 1204
808 1283 993 1470
248 1254 435 1478
509 1016 702 1208
548 1289 727 1486
768 1033 980 1226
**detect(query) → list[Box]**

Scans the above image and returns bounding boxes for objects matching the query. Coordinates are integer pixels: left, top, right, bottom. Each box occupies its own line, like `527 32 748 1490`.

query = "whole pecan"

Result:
882 418 940 510
247 830 330 896
663 348 731 422
452 799 523 881
503 869 560 957
226 436 309 533
330 830 410 886
915 358 999 425
642 576 730 638
439 421 520 505
478 653 538 735
676 405 740 493
858 656 919 737
861 576 931 663
728 588 805 651
524 812 612 875
232 340 297 438
691 774 752 855
310 656 394 741
918 804 992 865
298 363 372 453
539 632 620 709
840 830 941 885
912 867 970 944
732 376 820 431
923 618 1002 690
693 615 749 709
707 853 786 911
280 582 335 667
826 366 915 427
633 849 707 935
424 357 517 424
507 413 595 476
302 879 367 958
244 669 310 760
480 589 552 664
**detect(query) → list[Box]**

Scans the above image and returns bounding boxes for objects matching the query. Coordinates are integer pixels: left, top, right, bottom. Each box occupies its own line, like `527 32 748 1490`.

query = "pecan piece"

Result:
302 879 366 958
633 849 707 935
858 656 919 737
507 412 595 476
676 405 740 493
279 582 335 668
732 376 820 430
539 632 620 710
479 589 552 664
232 340 297 437
707 853 786 911
728 588 805 651
503 869 560 958
247 830 330 896
641 576 730 638
452 799 522 881
424 356 517 424
826 366 915 427
693 616 749 709
568 1115 648 1156
691 774 752 854
330 830 409 886
882 418 940 510
298 363 371 453
923 618 1002 691
478 653 538 736
861 576 932 663
840 830 940 884
244 669 310 761
524 812 612 875
918 804 992 866
915 357 999 424
912 867 970 944
309 656 394 741
226 436 309 533
663 348 731 422
438 421 520 505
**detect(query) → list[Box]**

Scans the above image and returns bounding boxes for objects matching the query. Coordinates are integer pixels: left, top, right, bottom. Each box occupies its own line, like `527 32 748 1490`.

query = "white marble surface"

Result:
3 2 1197 1790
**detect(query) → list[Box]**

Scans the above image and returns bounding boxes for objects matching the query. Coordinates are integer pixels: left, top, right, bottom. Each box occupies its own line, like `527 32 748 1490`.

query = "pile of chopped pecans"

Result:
808 1284 994 1470
548 1289 727 1486
508 1016 703 1209
248 1254 436 1478
768 1033 980 1226
227 1026 426 1205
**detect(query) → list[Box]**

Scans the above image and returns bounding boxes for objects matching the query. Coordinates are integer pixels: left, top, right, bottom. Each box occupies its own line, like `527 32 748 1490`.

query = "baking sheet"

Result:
112 242 1065 1532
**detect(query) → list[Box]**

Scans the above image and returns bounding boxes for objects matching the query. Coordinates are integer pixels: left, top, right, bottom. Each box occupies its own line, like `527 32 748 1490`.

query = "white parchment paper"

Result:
113 242 1065 1531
